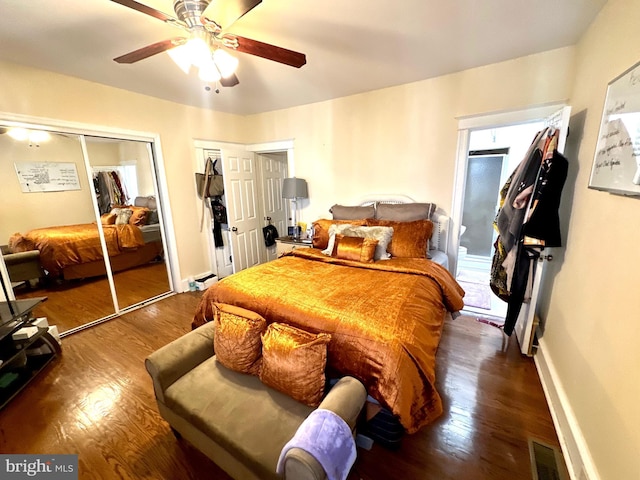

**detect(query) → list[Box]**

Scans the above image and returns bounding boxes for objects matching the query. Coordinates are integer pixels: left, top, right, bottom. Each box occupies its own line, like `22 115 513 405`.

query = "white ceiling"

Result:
0 0 607 116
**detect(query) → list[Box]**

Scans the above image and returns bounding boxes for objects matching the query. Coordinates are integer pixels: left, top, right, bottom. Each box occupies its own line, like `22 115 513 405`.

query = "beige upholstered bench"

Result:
146 321 367 480
1 245 44 285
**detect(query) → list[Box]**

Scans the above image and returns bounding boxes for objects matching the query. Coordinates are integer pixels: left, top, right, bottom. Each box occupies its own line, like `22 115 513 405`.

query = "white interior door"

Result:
221 148 265 273
260 153 288 262
514 105 571 355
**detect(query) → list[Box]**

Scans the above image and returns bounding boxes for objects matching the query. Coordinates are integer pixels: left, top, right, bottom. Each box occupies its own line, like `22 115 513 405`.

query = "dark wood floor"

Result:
0 293 567 480
15 261 171 333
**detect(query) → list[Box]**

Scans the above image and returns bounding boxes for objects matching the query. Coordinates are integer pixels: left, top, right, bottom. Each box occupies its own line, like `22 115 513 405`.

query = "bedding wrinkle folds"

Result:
193 248 464 433
21 223 145 276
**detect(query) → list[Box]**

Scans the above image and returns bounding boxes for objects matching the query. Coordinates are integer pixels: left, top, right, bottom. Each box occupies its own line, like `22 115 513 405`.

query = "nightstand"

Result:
275 236 313 257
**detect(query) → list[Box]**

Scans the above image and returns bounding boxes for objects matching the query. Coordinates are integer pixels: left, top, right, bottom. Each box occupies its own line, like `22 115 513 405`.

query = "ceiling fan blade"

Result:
223 34 306 68
110 0 186 27
114 37 187 64
202 0 262 31
220 74 240 87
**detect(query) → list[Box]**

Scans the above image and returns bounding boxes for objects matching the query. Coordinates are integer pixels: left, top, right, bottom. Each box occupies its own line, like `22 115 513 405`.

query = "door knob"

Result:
231 227 238 232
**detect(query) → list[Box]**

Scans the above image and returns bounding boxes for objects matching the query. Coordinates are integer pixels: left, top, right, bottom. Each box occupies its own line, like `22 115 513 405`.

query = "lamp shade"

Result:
282 177 308 199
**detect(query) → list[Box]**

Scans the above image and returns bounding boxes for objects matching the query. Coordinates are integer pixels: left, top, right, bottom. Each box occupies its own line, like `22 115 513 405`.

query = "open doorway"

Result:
456 122 545 320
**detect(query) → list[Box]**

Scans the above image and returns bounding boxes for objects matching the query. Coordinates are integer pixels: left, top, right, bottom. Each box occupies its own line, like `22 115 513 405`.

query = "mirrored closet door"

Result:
0 123 173 335
85 136 171 312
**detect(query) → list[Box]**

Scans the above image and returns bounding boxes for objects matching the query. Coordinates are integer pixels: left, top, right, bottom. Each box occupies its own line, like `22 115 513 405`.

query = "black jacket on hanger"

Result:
523 150 568 247
503 148 568 335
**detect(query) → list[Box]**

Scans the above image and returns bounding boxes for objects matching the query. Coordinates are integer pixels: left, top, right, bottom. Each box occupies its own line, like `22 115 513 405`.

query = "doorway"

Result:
455 122 546 320
194 141 290 279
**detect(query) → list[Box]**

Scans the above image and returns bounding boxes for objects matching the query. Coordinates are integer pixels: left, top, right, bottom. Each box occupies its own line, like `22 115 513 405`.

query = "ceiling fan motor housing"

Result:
173 0 211 28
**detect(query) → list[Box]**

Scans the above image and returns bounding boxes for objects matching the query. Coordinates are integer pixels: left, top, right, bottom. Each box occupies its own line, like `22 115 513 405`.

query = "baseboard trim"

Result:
534 337 600 480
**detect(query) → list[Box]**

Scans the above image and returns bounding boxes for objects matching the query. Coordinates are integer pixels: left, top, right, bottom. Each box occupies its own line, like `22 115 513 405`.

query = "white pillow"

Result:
111 208 133 225
322 224 393 261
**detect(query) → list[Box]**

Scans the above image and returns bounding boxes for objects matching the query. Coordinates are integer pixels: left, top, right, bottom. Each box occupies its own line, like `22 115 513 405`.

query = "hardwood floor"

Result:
15 262 171 333
0 293 567 480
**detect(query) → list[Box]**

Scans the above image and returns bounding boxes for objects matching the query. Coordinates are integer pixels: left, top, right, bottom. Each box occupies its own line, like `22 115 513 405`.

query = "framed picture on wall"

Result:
588 59 640 196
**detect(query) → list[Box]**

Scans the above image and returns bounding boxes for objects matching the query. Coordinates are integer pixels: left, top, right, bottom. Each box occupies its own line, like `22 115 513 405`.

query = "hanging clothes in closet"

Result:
93 170 129 214
491 127 568 335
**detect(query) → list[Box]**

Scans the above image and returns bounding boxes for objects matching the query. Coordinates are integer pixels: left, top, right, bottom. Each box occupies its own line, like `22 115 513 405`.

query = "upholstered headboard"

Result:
356 194 450 255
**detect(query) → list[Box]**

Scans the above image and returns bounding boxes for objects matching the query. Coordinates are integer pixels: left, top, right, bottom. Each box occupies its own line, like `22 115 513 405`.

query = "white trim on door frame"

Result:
450 102 568 275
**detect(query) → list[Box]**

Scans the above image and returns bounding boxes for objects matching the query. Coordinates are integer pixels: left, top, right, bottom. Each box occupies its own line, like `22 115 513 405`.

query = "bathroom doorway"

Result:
456 122 545 320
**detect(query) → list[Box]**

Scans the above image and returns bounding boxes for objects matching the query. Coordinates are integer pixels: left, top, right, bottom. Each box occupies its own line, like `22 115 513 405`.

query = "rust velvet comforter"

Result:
193 248 464 433
23 223 145 277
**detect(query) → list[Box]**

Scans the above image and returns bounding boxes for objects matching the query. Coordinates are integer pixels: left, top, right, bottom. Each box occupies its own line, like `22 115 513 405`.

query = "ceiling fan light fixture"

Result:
7 128 29 141
7 128 50 144
29 130 51 144
213 48 238 78
167 44 193 74
185 35 211 68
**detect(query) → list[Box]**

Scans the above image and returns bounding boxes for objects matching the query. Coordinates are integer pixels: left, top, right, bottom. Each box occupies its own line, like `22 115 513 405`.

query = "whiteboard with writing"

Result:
14 162 82 193
589 60 640 195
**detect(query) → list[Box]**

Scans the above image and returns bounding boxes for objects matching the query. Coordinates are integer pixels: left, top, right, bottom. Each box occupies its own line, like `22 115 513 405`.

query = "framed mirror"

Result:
0 122 174 335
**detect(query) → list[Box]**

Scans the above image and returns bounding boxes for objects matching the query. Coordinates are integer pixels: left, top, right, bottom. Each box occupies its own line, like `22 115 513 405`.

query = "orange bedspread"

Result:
193 248 464 433
24 223 145 277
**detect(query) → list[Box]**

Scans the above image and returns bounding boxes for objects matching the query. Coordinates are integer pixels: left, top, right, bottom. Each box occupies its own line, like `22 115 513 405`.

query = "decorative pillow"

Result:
260 323 331 407
146 210 159 225
367 219 434 258
128 206 150 226
375 202 436 222
312 219 367 249
323 224 393 261
100 213 117 225
330 204 375 220
7 233 36 253
331 234 378 263
111 208 133 225
213 303 266 375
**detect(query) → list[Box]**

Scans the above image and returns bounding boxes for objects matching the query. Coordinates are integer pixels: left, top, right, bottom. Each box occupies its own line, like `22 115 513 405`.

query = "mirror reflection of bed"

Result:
0 127 173 334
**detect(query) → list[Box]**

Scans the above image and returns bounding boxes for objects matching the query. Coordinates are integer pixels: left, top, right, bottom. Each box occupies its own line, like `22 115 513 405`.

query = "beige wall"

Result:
0 61 245 278
540 0 640 478
0 131 96 240
244 46 575 224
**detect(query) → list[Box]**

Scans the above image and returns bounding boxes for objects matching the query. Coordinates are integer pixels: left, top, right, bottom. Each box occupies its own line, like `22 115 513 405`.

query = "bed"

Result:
193 197 465 434
7 197 164 280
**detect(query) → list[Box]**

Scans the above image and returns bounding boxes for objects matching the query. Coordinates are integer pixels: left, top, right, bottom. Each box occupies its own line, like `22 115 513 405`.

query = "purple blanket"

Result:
276 408 356 480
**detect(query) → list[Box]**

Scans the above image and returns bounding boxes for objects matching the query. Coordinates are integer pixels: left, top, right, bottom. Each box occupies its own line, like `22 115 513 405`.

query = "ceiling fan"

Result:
111 0 307 88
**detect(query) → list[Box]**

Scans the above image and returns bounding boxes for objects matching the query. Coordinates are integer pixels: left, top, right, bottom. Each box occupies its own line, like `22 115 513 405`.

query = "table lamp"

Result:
282 177 308 239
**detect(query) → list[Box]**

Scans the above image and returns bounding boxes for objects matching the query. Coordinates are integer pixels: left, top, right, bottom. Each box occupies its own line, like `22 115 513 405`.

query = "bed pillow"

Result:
146 210 159 225
100 213 117 225
375 202 436 222
330 204 375 220
134 195 157 210
128 206 150 226
7 233 36 253
260 323 331 407
213 303 266 375
312 218 367 249
111 208 133 225
331 234 378 263
323 224 393 260
367 218 433 259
